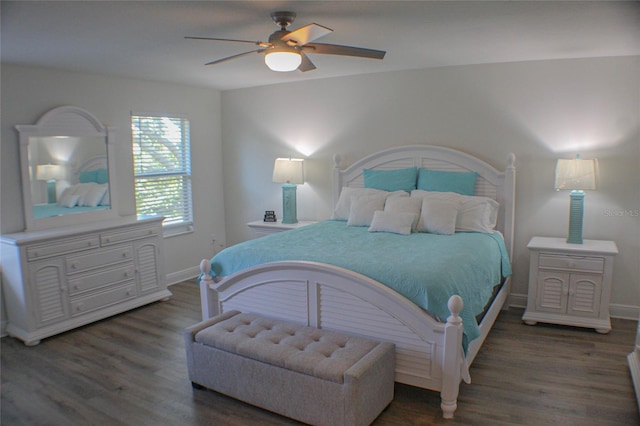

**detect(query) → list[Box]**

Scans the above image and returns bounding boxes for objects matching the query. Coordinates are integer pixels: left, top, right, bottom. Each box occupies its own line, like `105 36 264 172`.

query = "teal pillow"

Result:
95 169 109 184
417 169 478 195
78 170 98 183
363 167 417 193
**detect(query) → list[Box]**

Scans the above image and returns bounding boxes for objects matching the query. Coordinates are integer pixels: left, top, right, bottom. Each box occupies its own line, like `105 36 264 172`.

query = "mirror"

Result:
17 106 119 231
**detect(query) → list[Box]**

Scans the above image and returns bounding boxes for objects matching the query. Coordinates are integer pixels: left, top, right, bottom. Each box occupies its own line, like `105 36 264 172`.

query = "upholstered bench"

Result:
184 310 395 426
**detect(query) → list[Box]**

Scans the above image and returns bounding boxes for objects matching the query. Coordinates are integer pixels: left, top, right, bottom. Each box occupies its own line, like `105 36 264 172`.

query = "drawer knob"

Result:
122 252 128 257
105 238 110 243
124 271 129 277
32 251 39 257
87 241 92 246
71 262 78 269
568 261 576 268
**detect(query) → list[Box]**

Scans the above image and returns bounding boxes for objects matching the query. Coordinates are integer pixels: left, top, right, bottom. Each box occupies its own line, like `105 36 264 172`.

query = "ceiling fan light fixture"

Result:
265 50 301 72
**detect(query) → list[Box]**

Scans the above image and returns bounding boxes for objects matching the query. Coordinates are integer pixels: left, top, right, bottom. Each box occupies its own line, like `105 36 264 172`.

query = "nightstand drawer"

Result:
538 254 604 273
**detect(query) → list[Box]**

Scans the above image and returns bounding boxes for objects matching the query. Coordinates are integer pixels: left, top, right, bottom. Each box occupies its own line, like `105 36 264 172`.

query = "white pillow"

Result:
59 194 80 208
83 183 108 207
368 211 416 235
58 186 75 206
347 194 386 226
72 182 96 206
332 187 387 220
411 190 499 233
419 198 459 235
384 196 422 232
100 184 110 205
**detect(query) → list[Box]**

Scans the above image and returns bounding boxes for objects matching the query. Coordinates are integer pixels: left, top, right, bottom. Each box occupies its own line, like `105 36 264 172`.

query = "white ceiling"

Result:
2 1 639 91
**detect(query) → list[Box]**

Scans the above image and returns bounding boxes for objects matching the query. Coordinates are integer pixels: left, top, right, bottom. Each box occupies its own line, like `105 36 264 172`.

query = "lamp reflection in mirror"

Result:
265 49 301 72
36 164 64 204
273 158 304 224
555 155 596 244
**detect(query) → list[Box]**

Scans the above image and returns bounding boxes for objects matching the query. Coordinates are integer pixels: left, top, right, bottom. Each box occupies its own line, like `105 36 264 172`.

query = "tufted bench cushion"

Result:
185 310 395 426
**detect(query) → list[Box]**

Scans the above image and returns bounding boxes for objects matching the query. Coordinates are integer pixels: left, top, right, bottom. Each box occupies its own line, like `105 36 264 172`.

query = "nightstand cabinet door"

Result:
567 273 602 317
535 270 569 314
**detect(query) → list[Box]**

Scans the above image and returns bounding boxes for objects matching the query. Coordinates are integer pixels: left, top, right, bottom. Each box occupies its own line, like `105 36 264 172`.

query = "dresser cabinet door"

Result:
29 258 69 327
134 240 161 295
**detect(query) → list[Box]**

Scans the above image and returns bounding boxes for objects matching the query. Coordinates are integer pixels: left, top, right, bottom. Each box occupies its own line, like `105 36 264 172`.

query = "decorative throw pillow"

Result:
363 167 418 193
368 211 416 235
332 187 387 220
417 169 478 196
83 183 108 207
418 198 459 235
347 194 387 227
384 196 422 232
59 193 80 208
412 190 499 233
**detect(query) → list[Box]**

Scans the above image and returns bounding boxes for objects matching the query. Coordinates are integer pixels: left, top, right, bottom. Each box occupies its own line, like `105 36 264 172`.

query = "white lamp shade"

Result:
273 158 304 184
265 50 302 72
36 164 64 181
555 158 596 190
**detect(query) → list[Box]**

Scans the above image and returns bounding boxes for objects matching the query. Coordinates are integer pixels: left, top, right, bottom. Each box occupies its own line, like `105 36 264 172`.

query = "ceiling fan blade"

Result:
186 36 270 47
281 23 332 45
205 49 265 66
298 52 316 72
303 43 386 60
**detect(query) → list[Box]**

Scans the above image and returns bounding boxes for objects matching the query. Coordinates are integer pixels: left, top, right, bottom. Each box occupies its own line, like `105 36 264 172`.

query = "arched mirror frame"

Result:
16 105 119 231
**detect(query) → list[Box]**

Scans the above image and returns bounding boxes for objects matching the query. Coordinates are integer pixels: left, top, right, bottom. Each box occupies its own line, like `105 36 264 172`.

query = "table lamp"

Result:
272 158 304 224
554 155 596 244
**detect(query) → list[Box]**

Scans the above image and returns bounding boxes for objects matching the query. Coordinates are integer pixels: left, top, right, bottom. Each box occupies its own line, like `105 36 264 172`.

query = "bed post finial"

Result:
199 259 219 320
507 152 516 169
333 154 342 169
441 294 464 419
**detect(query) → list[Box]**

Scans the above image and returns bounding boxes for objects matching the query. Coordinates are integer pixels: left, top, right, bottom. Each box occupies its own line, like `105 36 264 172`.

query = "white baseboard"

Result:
165 266 200 286
507 292 639 321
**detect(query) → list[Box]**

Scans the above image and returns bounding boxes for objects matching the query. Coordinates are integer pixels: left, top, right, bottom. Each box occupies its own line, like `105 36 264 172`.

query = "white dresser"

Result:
0 216 171 345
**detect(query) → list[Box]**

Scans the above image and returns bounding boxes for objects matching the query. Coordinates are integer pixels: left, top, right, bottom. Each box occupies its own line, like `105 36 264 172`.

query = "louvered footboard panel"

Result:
317 284 436 382
221 280 309 324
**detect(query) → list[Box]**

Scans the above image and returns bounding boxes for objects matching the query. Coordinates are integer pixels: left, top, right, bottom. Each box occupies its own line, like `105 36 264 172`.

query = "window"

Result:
131 113 193 234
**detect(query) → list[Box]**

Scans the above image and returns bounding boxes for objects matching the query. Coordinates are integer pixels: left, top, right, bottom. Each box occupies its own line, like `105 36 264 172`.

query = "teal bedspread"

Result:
33 203 109 219
209 220 512 347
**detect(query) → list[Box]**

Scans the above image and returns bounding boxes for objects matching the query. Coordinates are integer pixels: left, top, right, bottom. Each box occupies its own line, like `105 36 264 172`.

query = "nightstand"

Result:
523 237 618 333
247 220 318 238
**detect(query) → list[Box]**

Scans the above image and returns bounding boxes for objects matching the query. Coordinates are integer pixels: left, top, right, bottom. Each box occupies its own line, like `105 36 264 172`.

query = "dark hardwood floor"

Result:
2 280 638 425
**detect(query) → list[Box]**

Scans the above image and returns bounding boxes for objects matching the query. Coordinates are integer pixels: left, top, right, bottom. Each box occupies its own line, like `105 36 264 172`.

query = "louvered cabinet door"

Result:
134 239 162 295
29 258 69 327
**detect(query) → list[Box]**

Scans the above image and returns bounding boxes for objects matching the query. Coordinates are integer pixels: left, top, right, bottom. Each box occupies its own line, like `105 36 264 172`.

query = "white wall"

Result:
221 56 640 317
1 64 226 283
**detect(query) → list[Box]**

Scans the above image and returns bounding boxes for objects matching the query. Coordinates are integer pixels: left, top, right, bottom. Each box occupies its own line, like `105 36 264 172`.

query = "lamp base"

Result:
47 180 57 204
567 190 585 244
281 184 298 224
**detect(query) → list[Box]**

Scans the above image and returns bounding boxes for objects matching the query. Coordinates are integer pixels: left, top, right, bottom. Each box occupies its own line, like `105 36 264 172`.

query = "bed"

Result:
198 144 516 418
33 155 110 219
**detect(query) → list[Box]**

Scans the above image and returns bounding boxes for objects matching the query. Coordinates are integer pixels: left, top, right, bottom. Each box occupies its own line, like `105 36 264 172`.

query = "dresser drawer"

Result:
538 254 604 273
101 225 158 246
26 236 100 261
66 246 132 274
68 264 135 296
70 282 136 317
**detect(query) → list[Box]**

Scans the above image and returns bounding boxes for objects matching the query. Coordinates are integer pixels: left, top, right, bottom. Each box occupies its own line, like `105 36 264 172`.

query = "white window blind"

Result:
131 114 193 231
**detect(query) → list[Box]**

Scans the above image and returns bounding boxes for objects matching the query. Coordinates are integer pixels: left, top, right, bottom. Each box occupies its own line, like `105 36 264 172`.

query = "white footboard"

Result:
199 259 468 419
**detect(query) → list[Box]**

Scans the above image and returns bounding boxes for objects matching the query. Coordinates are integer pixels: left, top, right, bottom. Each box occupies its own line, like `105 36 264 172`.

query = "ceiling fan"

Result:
186 11 386 72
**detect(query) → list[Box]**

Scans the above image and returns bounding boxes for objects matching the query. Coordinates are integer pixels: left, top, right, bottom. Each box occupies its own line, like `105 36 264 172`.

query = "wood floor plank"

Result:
2 280 638 425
